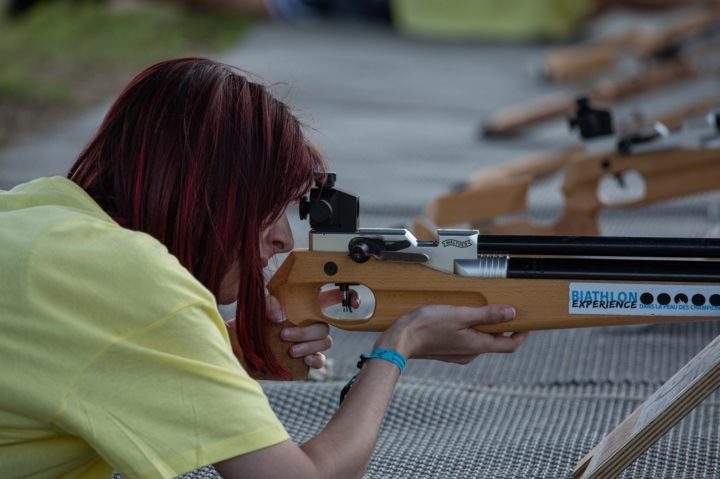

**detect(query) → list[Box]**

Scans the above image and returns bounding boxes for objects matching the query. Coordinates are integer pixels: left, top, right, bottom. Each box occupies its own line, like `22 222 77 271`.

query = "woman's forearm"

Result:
216 305 523 478
300 332 409 478
300 359 401 479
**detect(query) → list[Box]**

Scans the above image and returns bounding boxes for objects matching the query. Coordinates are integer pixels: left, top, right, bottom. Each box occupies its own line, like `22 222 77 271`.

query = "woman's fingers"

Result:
486 331 529 353
303 352 326 369
287 337 334 358
281 322 330 342
454 304 516 327
382 303 526 361
413 304 515 329
416 330 529 363
266 294 333 362
318 288 360 309
266 294 286 323
281 323 332 358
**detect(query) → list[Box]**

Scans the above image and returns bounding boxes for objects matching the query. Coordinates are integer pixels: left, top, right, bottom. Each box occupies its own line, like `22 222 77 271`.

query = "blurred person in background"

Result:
6 0 701 39
179 0 709 41
0 57 527 478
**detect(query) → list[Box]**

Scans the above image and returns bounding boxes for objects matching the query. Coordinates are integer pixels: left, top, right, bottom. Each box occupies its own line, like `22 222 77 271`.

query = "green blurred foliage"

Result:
0 1 250 105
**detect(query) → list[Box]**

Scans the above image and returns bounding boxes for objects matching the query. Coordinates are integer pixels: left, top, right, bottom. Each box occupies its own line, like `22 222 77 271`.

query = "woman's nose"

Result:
267 214 294 254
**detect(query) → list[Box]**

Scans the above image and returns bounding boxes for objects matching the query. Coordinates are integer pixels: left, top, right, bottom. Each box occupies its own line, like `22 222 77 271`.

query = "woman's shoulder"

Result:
3 176 218 330
36 216 217 319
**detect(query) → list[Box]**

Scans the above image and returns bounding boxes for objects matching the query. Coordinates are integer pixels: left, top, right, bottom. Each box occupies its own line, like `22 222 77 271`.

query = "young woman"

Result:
0 57 528 478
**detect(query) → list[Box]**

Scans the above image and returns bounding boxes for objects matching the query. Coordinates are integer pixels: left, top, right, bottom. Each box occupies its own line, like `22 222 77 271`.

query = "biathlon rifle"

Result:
482 13 720 137
414 93 720 241
538 5 720 82
414 98 720 239
264 173 720 380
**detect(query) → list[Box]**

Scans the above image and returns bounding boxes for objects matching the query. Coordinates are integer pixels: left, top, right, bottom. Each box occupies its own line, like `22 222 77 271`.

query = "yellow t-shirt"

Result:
0 177 289 478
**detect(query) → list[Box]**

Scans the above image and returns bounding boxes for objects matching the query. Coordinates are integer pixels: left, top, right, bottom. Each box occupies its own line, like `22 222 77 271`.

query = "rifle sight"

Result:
299 173 359 233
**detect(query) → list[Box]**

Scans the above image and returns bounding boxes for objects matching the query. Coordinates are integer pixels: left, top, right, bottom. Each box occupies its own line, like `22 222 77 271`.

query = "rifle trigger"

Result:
614 172 626 189
335 283 356 313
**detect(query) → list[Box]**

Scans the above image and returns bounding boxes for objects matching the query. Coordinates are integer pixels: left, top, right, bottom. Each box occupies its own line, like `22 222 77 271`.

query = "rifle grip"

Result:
261 320 311 381
237 320 310 381
265 257 326 380
560 157 604 235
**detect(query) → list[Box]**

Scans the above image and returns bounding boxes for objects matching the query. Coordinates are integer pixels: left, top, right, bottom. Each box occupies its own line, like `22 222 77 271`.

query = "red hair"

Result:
69 58 325 377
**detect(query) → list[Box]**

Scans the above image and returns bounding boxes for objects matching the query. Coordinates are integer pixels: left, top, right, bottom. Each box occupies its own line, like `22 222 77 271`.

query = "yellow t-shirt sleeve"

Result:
51 302 289 479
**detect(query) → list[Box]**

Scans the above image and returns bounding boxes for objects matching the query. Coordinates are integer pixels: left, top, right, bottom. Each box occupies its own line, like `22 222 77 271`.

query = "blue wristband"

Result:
339 348 407 405
366 348 406 373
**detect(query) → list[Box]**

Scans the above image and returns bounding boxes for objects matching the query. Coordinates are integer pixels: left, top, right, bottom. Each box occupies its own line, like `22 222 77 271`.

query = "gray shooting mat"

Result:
144 388 720 479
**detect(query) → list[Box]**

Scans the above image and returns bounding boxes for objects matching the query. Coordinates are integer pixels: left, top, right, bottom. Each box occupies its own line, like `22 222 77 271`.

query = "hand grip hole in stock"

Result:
597 168 647 206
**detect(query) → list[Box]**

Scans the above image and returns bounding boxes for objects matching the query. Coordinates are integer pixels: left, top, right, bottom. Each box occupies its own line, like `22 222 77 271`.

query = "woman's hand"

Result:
266 290 359 369
374 304 528 363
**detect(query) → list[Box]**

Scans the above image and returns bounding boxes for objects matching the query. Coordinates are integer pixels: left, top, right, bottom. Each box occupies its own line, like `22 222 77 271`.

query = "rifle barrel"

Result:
508 257 720 282
477 235 720 258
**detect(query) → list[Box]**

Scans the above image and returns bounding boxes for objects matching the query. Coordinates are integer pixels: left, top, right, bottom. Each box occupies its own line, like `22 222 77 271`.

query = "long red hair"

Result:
68 58 325 377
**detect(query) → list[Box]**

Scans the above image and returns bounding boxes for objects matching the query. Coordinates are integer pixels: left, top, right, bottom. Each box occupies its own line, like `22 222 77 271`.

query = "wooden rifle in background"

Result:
481 8 720 137
539 5 720 82
263 173 720 380
411 144 582 240
413 98 720 240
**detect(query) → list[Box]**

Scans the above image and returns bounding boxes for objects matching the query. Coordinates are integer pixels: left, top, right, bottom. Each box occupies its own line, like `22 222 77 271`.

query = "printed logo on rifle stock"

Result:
441 239 473 248
569 282 720 317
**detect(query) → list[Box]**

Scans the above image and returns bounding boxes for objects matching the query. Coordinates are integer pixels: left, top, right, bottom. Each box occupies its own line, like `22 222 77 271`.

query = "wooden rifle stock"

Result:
541 6 720 81
485 9 720 138
424 101 720 239
267 250 720 380
466 145 583 186
648 92 720 130
482 58 696 137
412 146 582 240
415 143 720 239
481 94 577 137
552 144 720 235
542 31 641 82
517 146 720 236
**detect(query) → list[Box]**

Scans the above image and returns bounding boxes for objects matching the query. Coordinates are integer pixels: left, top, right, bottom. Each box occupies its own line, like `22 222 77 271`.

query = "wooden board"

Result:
574 334 720 478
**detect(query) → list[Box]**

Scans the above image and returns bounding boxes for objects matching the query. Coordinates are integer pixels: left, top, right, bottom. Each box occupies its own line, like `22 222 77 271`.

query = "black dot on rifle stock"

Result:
324 262 338 276
640 293 654 305
692 294 706 306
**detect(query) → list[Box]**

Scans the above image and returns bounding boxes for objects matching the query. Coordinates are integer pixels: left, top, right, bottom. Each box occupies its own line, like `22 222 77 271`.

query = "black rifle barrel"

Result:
478 235 720 258
508 257 720 282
